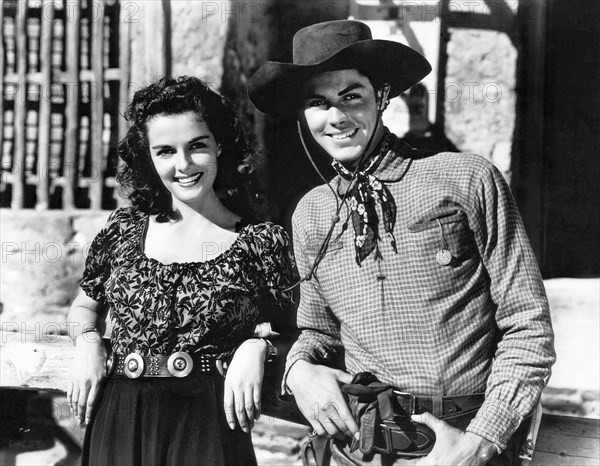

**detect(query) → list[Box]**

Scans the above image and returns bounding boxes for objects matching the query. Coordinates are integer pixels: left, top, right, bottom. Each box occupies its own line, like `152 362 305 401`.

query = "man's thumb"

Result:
335 370 353 384
411 412 439 431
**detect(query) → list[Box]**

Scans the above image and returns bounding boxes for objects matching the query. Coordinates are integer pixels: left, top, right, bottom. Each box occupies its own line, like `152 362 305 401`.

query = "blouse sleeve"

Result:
251 223 299 320
79 208 124 305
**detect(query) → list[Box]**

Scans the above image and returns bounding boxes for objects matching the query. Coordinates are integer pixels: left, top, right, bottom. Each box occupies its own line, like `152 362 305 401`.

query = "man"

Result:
401 83 458 153
248 20 555 465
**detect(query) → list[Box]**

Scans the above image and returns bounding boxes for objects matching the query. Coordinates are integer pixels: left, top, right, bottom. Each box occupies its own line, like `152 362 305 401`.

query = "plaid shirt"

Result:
285 135 555 450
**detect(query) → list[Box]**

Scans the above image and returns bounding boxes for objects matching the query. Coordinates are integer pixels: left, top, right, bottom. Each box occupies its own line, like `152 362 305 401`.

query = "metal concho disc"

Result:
167 352 193 377
124 353 144 379
436 249 453 266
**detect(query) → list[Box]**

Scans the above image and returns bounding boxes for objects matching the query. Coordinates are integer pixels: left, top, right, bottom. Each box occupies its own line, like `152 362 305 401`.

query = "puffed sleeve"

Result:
79 208 124 305
251 223 299 319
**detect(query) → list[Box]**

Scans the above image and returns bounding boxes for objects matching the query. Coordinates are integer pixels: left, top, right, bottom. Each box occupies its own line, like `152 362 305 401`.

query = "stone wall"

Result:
0 209 110 327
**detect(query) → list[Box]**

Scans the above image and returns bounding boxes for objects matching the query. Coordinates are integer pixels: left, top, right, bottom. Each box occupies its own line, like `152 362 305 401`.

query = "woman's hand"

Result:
66 332 107 425
223 338 267 433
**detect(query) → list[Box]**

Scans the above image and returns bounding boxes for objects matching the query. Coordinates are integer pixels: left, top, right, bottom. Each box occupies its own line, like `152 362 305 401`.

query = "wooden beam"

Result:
511 0 547 264
118 2 131 143
11 0 28 208
0 2 4 188
143 1 167 80
89 0 105 210
35 0 54 210
434 0 450 132
62 0 81 210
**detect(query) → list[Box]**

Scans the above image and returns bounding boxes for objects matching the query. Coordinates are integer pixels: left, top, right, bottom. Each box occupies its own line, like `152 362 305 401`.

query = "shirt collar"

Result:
336 130 413 194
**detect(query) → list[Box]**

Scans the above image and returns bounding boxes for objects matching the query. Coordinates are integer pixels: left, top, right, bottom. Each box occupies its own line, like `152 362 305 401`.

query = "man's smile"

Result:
327 128 359 141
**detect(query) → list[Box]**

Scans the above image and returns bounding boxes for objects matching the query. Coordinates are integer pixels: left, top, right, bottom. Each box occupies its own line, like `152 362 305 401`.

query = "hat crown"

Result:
293 20 373 65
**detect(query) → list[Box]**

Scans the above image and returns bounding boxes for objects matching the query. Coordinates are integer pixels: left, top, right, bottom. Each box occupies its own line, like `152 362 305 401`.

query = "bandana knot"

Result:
332 133 398 265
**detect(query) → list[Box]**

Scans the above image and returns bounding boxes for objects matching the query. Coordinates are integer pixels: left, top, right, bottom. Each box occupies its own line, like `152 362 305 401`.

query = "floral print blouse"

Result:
80 207 297 358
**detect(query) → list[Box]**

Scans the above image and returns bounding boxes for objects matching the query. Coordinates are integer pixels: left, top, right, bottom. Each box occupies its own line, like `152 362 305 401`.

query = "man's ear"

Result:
377 83 391 113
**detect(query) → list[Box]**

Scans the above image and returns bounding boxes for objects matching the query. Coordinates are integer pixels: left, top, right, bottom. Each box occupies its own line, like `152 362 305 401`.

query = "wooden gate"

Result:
1 0 133 210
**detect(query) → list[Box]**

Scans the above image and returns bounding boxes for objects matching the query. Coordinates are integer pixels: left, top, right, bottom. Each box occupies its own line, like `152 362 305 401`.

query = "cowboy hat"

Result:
248 20 432 114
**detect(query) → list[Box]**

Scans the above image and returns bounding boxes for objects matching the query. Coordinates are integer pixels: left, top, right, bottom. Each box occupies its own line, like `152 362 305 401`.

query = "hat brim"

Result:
248 40 432 114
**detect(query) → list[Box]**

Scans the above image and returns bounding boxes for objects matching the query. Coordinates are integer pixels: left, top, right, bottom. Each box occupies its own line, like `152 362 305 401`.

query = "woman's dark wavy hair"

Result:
117 76 255 222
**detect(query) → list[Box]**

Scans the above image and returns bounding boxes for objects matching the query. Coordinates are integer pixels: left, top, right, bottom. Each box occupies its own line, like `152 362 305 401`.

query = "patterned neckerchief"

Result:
331 132 398 265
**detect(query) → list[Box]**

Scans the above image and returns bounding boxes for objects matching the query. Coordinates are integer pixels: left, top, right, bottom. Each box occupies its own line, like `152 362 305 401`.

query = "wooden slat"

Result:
3 68 126 85
143 1 167 79
118 3 131 142
511 1 547 263
0 2 4 174
434 0 450 131
62 0 80 210
35 0 53 210
89 0 105 209
533 414 600 463
10 0 28 208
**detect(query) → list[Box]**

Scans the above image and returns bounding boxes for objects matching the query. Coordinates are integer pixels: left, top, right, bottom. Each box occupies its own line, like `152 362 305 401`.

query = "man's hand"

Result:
412 413 497 466
287 360 359 440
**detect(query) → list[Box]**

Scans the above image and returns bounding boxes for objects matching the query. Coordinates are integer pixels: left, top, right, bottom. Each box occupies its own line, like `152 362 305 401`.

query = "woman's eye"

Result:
156 148 175 157
190 142 207 150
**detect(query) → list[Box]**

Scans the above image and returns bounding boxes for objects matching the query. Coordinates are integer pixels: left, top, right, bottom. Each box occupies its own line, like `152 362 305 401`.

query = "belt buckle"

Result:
167 351 193 377
375 421 395 455
393 390 416 416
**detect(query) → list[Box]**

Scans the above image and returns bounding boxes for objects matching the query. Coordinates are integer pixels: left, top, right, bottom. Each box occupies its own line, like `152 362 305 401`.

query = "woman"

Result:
66 76 297 466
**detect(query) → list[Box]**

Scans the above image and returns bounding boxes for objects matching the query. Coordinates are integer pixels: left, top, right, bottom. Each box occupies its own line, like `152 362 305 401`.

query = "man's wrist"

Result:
286 359 311 393
465 432 500 460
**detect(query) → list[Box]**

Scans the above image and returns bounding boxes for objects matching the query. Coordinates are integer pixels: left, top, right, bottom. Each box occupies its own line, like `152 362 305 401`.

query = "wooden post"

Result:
434 0 450 133
11 0 28 208
143 1 167 80
63 0 81 210
118 3 131 143
511 1 547 264
35 0 54 210
0 2 4 182
90 0 105 210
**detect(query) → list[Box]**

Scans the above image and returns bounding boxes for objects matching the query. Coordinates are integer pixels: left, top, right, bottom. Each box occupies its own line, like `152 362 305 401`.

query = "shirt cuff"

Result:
466 398 522 451
281 351 314 395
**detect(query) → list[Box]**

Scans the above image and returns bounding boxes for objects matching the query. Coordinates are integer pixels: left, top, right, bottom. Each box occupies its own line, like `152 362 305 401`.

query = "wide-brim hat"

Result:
248 20 432 115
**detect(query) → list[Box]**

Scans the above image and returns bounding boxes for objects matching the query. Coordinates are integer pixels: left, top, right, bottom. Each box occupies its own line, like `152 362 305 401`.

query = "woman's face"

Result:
147 111 219 209
301 69 382 165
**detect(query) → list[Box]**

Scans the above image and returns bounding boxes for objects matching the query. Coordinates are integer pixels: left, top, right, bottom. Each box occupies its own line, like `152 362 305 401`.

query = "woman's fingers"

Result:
253 385 261 421
85 383 101 424
70 384 80 417
223 385 236 430
77 384 91 424
234 389 249 433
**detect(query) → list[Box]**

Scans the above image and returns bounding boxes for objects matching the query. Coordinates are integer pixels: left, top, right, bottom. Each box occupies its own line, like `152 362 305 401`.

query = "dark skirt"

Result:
81 372 257 466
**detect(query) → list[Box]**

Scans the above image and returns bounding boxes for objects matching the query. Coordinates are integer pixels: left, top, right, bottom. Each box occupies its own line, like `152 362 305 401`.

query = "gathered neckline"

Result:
135 213 253 268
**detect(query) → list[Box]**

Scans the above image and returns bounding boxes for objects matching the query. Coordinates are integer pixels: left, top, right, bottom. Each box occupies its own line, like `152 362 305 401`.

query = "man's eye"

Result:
307 99 326 108
342 93 361 101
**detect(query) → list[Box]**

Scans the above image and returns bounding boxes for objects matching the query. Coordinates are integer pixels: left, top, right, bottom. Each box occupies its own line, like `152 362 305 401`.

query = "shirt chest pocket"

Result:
406 209 476 266
304 239 344 260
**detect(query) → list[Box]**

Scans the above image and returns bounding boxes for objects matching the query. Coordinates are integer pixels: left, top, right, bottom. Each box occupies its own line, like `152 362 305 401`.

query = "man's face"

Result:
301 69 381 165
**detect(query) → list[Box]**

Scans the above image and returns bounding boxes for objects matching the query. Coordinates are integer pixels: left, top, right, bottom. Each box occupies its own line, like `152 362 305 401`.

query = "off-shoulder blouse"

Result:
80 207 297 358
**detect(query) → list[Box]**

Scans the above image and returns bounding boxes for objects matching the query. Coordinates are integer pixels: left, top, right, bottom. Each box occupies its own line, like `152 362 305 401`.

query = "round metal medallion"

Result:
124 353 144 379
436 249 453 266
167 352 193 377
